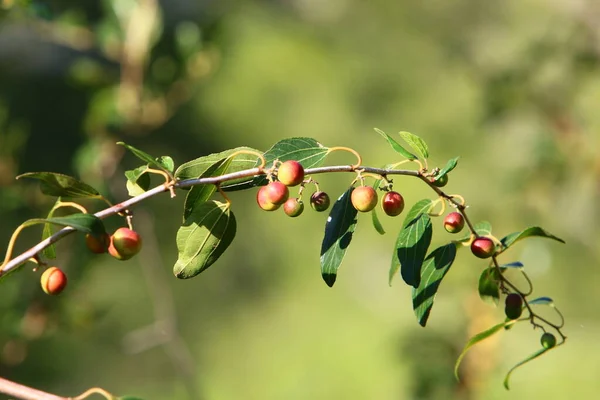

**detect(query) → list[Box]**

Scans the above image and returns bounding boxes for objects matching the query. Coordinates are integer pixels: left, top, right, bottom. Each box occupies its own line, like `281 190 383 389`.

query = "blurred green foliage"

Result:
0 0 599 399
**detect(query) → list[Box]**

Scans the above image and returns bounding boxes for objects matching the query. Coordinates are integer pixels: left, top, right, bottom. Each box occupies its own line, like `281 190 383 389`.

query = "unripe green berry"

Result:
85 232 110 254
277 160 305 187
310 191 330 212
470 237 496 259
283 198 304 217
381 191 404 216
540 332 556 349
41 267 67 295
431 174 448 187
443 212 465 233
108 227 142 261
351 186 378 212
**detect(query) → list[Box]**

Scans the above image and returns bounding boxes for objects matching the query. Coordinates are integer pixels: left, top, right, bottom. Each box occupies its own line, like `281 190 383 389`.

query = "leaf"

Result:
182 158 233 220
117 142 170 173
500 261 524 269
374 128 417 160
174 146 262 191
458 221 492 242
412 243 457 326
390 199 434 287
371 208 386 235
173 200 236 279
436 156 460 180
41 199 61 259
398 131 429 160
124 165 151 196
17 172 100 198
23 214 107 236
503 348 549 390
501 226 565 250
320 188 358 287
156 156 175 173
478 267 501 306
124 165 149 184
455 320 516 380
528 296 553 306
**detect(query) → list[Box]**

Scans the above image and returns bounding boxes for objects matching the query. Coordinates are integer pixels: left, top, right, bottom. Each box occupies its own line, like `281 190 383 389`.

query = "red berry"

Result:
381 191 404 216
256 186 280 211
277 160 305 187
283 198 304 217
108 227 142 261
85 233 110 254
263 181 289 205
41 267 67 295
351 186 378 212
470 237 495 259
443 212 464 233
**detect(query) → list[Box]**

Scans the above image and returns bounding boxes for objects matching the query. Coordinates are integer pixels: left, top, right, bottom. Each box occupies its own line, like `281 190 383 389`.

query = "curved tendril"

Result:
72 387 115 400
327 146 362 170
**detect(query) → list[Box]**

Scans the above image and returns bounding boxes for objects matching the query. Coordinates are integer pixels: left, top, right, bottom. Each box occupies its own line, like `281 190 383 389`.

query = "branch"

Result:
0 165 418 277
0 377 67 400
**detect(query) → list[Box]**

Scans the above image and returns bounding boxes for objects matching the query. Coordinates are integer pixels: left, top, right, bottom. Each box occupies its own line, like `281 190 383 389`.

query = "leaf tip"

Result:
322 273 336 287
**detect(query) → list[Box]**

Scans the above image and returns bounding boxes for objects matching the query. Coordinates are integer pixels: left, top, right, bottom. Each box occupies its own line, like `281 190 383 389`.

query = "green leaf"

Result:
436 156 460 180
41 199 61 259
254 137 329 186
174 146 262 191
173 200 236 279
156 156 175 173
182 158 233 220
24 214 107 236
455 320 516 380
503 348 549 390
412 243 457 326
124 165 149 184
528 296 553 306
398 131 429 160
374 128 417 160
320 188 358 287
117 142 170 173
478 267 501 306
124 165 151 196
17 172 100 198
371 208 386 235
458 221 492 242
390 199 434 287
501 226 565 250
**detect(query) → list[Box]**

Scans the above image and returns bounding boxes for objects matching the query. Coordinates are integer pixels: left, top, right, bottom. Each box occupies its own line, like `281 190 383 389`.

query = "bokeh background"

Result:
0 1 599 399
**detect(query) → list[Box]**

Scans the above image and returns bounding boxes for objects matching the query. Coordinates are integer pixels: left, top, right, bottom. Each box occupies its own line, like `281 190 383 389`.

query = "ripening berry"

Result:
283 198 304 217
85 232 110 254
256 186 280 211
470 237 495 259
443 212 465 233
263 181 289 205
108 227 142 261
310 191 330 212
540 332 557 349
351 186 378 212
277 160 305 187
40 267 67 295
381 191 404 216
505 293 523 320
431 174 448 187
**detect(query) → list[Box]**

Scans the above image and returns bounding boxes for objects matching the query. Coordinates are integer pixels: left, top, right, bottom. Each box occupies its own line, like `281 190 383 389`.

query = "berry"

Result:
85 232 110 254
256 186 280 211
470 237 495 259
443 212 465 233
283 198 304 217
108 227 142 261
505 293 523 320
263 181 289 205
381 191 405 216
540 332 557 349
310 191 330 212
351 186 378 212
431 174 448 187
40 267 67 295
277 160 305 187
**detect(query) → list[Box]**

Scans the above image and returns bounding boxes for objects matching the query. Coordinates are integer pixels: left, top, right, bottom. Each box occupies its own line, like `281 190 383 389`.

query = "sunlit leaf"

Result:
398 131 429 160
374 128 417 160
182 158 232 220
41 199 61 259
436 156 459 180
458 221 492 242
455 320 516 380
17 172 100 198
156 156 175 173
478 267 501 305
501 226 565 250
390 199 434 287
23 214 107 237
412 243 457 326
173 200 236 279
320 188 358 287
503 348 549 390
117 142 171 173
371 208 385 235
